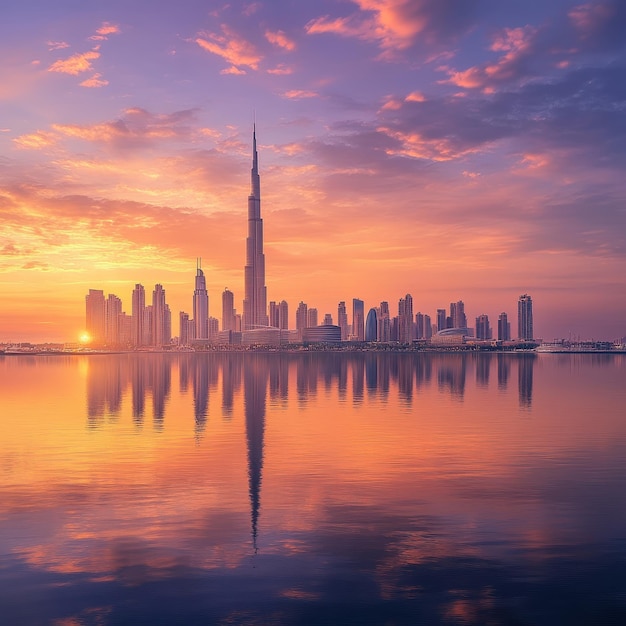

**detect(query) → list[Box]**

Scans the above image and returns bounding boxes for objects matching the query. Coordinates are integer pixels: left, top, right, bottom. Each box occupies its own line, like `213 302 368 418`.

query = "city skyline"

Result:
1 1 626 342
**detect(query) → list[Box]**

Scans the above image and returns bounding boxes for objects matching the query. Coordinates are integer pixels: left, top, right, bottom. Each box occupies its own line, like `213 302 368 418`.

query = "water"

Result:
1 352 625 625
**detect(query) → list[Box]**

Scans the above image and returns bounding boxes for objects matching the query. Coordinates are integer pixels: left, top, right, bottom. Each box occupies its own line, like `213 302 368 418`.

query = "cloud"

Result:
80 73 109 88
306 0 479 56
195 25 262 70
90 22 121 41
13 131 57 150
47 41 70 51
220 66 246 75
48 49 100 75
282 90 318 99
265 30 296 51
267 65 293 75
50 108 200 149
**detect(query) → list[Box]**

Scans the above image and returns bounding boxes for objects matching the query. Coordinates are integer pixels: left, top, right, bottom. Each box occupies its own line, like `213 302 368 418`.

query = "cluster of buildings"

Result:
85 129 535 349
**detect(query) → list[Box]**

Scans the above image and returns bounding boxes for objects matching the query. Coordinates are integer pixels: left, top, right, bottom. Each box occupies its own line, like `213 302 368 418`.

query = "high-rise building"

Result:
193 260 209 339
269 301 279 328
180 311 190 346
365 308 378 341
152 284 167 347
105 294 122 345
352 298 365 341
338 301 348 340
222 288 236 331
131 284 145 347
424 314 432 339
243 126 268 330
323 313 333 325
450 300 467 329
436 308 446 331
498 312 511 341
307 308 318 328
143 305 153 346
85 289 105 344
475 314 491 340
296 301 308 340
518 294 533 340
379 301 390 342
398 294 413 343
278 300 288 330
208 316 219 339
415 312 424 339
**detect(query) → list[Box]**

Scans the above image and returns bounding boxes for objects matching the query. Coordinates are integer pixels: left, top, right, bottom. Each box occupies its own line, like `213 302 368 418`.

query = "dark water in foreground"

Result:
1 352 626 625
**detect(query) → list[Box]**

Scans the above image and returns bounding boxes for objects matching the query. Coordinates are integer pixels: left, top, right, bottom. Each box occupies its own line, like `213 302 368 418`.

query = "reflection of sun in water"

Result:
79 332 91 344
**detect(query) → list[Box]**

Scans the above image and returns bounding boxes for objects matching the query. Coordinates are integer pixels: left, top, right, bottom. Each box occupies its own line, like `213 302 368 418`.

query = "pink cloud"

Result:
47 41 70 51
569 2 614 34
265 30 296 51
90 22 121 41
80 73 109 88
267 65 294 75
48 49 100 75
221 66 247 75
438 26 537 91
195 26 262 70
282 90 318 99
405 90 426 102
13 131 57 150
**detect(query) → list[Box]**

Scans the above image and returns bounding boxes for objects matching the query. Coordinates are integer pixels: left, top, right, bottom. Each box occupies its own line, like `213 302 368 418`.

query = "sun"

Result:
79 332 91 344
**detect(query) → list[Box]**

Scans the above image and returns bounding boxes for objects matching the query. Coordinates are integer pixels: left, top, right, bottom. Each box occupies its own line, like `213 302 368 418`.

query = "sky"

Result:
1 0 625 342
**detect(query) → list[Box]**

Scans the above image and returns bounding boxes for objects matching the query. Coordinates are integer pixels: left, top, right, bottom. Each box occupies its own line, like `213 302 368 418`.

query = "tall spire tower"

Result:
243 125 268 330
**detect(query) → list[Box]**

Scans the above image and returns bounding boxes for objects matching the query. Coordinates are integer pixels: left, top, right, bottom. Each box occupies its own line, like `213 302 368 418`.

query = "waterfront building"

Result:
450 300 467 329
338 301 348 340
152 284 167 347
365 308 378 341
105 294 122 345
193 260 209 339
296 301 308 340
142 306 153 346
323 313 333 325
278 300 289 330
131 284 145 347
398 294 413 343
269 301 279 328
498 312 511 341
179 312 190 346
302 325 342 344
518 294 533 340
85 289 106 344
379 301 390 342
475 314 491 340
222 288 236 332
307 308 318 329
119 312 132 346
424 314 432 339
243 126 268 330
353 298 365 341
436 308 446 332
415 312 425 339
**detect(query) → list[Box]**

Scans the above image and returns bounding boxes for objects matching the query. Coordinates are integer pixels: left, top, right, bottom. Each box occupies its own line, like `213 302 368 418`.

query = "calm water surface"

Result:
1 352 626 625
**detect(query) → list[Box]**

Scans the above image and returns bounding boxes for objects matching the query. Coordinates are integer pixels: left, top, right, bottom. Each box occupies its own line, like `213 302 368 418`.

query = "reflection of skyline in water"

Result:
3 353 626 625
85 352 542 428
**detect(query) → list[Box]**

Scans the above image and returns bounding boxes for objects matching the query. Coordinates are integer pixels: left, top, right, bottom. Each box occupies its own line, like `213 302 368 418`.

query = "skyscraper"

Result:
85 289 105 344
243 126 268 330
475 314 491 340
365 308 378 341
307 308 318 328
398 294 413 343
498 312 511 341
278 300 288 330
193 260 209 339
518 294 533 340
105 294 122 345
152 284 167 347
222 288 236 331
296 301 308 340
338 301 348 340
131 284 145 347
353 298 364 341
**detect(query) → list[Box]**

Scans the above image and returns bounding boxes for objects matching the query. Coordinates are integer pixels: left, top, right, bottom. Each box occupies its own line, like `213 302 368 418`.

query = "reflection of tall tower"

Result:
244 357 267 551
243 126 268 331
518 353 535 407
194 260 209 340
